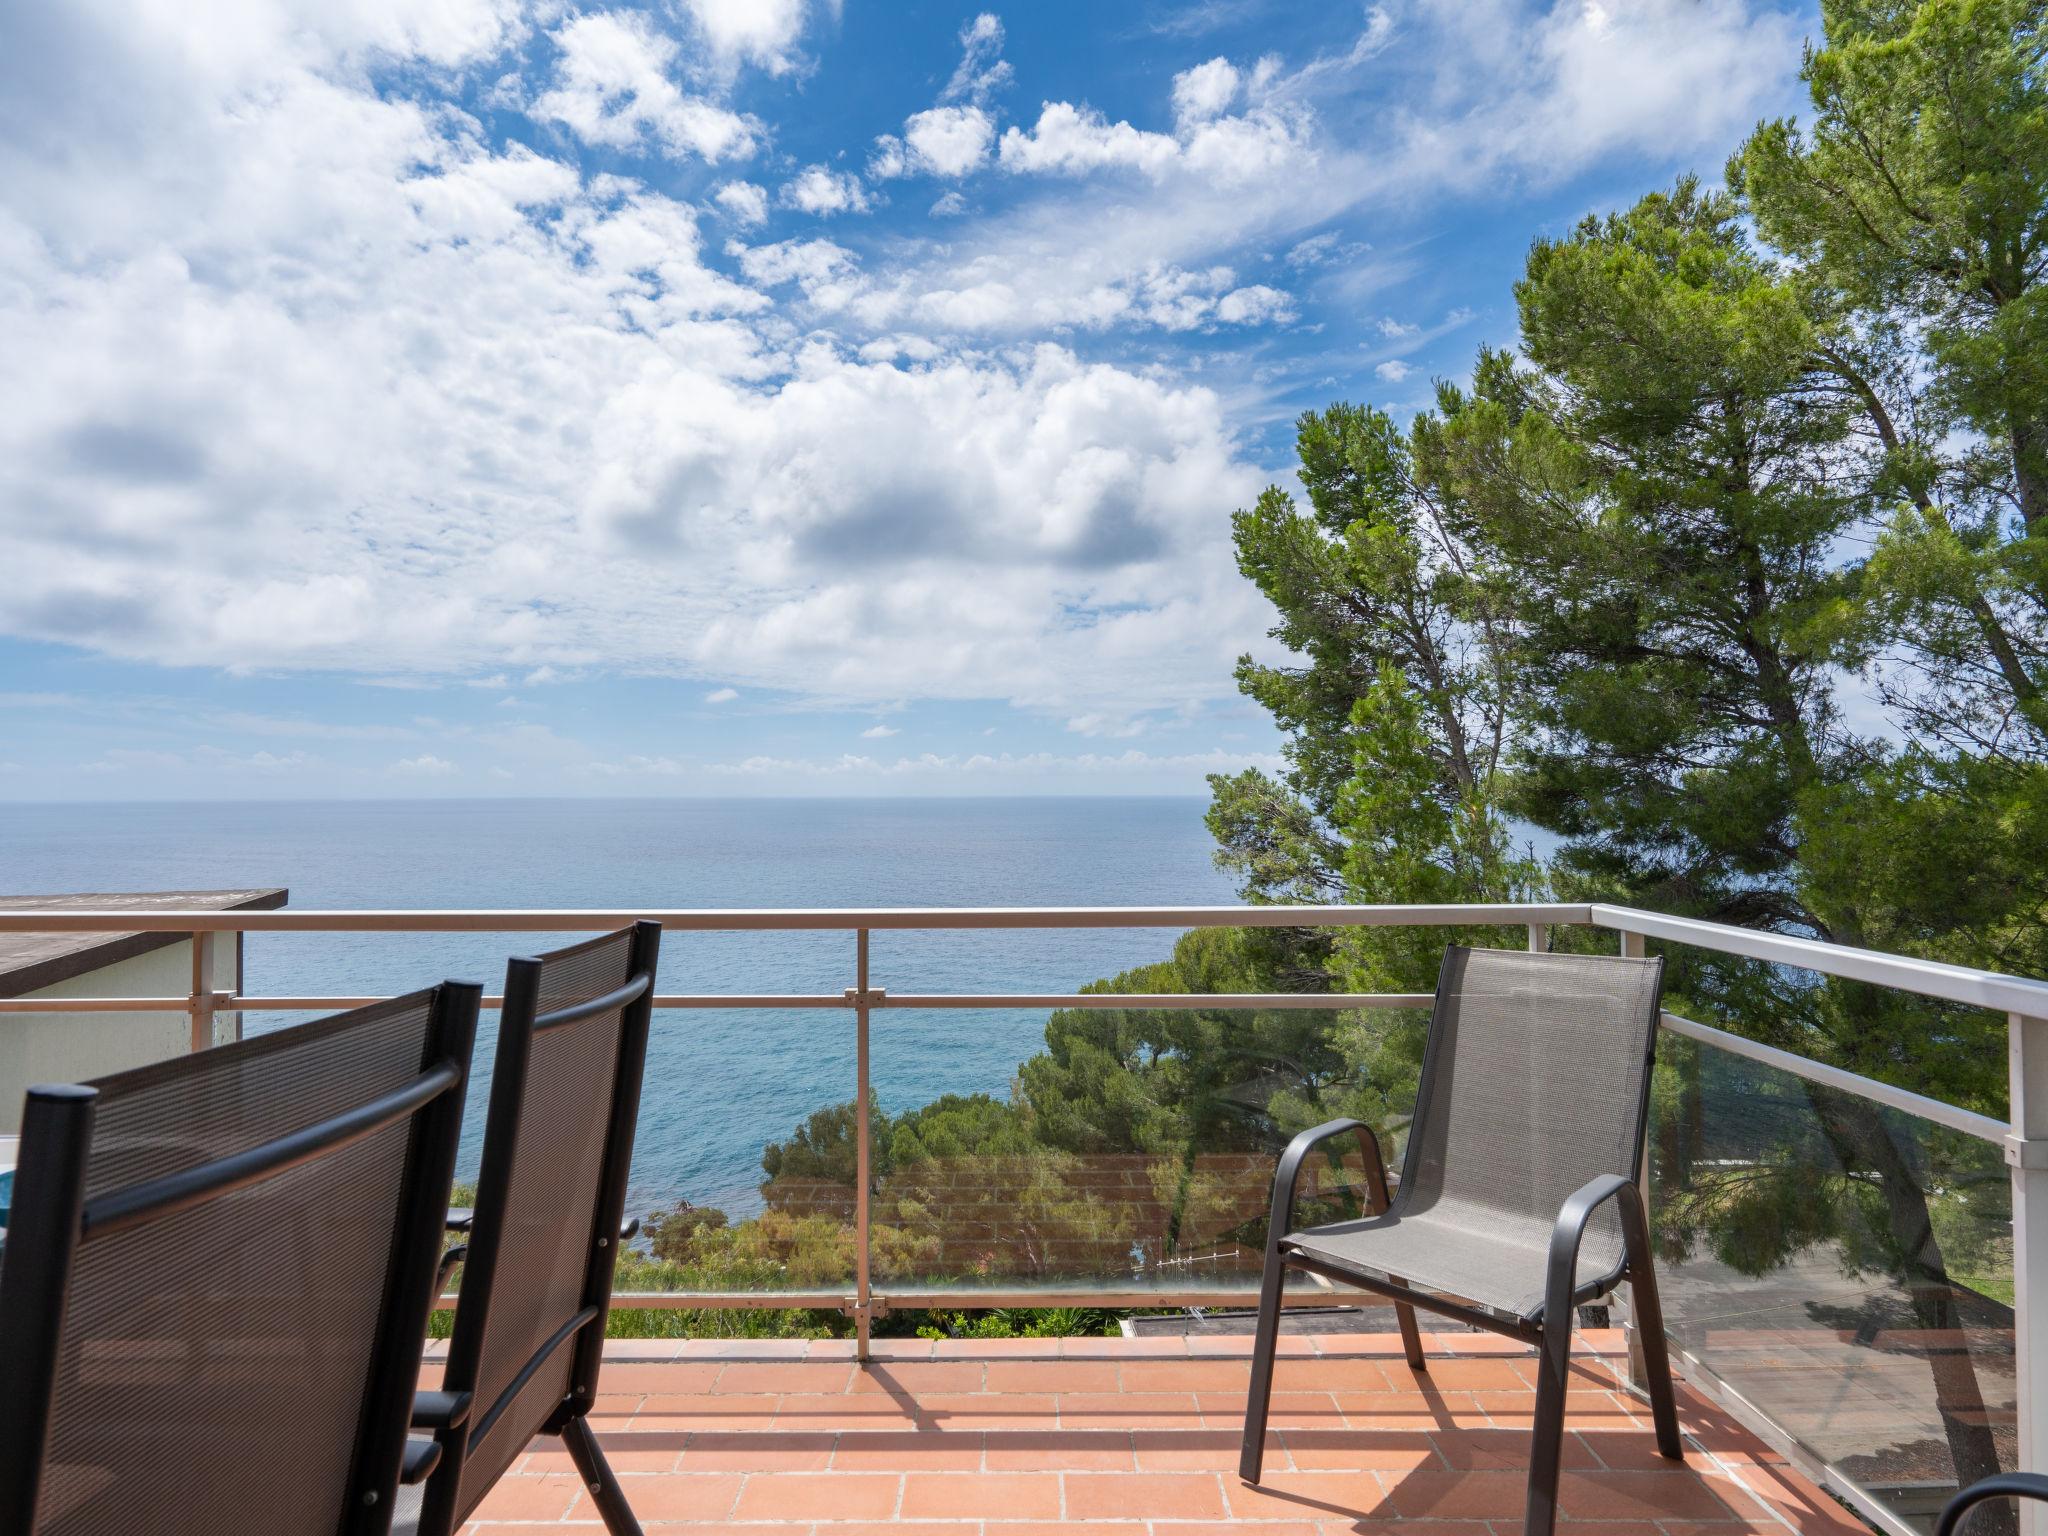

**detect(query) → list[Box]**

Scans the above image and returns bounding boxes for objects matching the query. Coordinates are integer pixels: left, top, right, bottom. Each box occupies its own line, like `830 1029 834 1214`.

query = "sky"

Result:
0 0 1815 800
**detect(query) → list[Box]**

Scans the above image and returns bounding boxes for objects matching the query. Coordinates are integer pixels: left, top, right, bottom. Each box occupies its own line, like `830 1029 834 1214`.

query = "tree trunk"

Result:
2014 414 2048 544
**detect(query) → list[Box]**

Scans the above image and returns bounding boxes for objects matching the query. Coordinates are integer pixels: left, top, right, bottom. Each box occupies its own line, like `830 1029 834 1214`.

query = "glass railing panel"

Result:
1652 1028 2013 1532
857 1004 1411 1306
471 1001 869 1343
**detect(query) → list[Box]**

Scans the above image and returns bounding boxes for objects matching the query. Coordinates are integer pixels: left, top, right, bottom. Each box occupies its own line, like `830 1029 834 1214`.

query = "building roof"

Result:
0 890 289 998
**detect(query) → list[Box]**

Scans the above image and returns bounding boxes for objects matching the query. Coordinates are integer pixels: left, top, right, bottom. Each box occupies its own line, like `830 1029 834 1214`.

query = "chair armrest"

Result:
399 1436 442 1485
412 1389 472 1432
1267 1118 1397 1255
1539 1173 1643 1327
436 1243 468 1294
446 1208 633 1241
1938 1473 2048 1536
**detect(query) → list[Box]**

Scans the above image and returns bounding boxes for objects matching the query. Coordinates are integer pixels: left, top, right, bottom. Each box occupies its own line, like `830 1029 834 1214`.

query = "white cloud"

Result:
1362 306 1476 376
1520 0 1797 171
1145 0 1262 36
708 746 1282 780
1214 285 1293 325
943 13 1013 105
393 753 458 775
999 93 1312 186
749 237 1296 335
930 191 968 217
586 753 688 775
730 236 860 296
1286 233 1337 268
1171 58 1241 127
998 103 1181 178
704 687 738 703
860 723 899 738
1284 6 1397 92
1382 0 1805 192
0 0 1809 748
902 106 994 178
712 180 769 226
81 744 319 776
534 12 757 163
868 135 908 179
780 165 871 216
872 19 1002 183
676 0 827 78
1066 712 1147 738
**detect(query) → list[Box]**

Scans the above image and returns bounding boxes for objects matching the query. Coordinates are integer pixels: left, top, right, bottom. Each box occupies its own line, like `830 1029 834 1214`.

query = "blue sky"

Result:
0 0 1813 799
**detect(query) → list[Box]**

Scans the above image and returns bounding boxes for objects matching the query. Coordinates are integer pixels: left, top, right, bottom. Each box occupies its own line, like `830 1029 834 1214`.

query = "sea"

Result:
0 797 1239 1218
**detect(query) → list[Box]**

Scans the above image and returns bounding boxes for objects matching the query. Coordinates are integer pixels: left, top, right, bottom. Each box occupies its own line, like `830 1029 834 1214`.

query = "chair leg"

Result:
1523 1316 1572 1536
1619 1234 1683 1459
1238 1249 1288 1484
562 1414 645 1536
1389 1283 1426 1371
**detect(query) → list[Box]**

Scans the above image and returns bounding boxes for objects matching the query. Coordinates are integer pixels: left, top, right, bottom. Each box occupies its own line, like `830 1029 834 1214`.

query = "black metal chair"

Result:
400 921 661 1536
1939 1473 2048 1536
0 982 481 1535
1240 944 1682 1536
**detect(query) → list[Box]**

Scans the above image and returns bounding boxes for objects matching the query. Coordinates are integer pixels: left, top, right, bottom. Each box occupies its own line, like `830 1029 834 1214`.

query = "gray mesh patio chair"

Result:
399 921 661 1536
1240 944 1682 1536
0 982 481 1536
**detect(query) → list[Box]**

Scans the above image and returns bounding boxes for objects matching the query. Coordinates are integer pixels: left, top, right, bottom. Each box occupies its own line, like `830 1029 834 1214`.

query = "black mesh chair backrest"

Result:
425 922 659 1532
1396 945 1665 1290
0 983 480 1536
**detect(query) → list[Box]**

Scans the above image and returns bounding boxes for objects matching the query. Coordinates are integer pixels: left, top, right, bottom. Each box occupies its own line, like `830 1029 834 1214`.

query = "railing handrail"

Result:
5 898 2048 1016
0 901 1589 933
1592 903 2048 1019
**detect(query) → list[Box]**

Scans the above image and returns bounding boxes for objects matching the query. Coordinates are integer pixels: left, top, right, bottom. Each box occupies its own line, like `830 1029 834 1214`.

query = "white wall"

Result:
0 937 243 1135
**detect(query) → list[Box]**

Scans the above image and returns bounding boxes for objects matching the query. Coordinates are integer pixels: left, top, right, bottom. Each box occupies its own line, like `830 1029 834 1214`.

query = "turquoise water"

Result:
0 798 1237 1216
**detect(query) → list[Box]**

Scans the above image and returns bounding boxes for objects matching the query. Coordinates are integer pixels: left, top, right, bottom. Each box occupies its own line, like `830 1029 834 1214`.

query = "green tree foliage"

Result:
1211 400 1533 943
1456 181 1872 937
1736 0 2048 756
1732 0 2048 1016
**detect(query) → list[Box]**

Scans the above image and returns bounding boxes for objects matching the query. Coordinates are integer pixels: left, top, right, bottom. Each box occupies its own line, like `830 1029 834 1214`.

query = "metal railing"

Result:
3 898 2045 1536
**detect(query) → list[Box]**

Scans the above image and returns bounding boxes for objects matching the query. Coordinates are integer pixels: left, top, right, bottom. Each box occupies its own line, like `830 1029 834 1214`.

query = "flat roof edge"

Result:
0 889 288 998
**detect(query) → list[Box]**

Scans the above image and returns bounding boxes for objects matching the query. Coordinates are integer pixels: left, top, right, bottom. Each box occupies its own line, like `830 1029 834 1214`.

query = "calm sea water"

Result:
0 798 1237 1216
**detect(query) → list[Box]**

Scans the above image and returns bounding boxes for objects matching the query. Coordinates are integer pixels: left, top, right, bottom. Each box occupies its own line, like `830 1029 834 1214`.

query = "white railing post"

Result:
2011 1011 2048 1531
1621 928 1653 1391
1527 923 1549 954
187 931 216 1053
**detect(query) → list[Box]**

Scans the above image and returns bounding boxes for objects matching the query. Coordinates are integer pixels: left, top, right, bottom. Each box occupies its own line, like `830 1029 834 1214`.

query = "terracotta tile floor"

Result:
427 1330 1867 1535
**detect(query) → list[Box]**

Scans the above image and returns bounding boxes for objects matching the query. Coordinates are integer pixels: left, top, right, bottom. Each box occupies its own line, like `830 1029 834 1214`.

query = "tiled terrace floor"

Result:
432 1330 1865 1536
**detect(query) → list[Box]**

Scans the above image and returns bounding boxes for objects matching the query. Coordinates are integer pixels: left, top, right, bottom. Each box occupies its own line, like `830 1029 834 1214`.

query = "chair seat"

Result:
1283 1200 1623 1321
